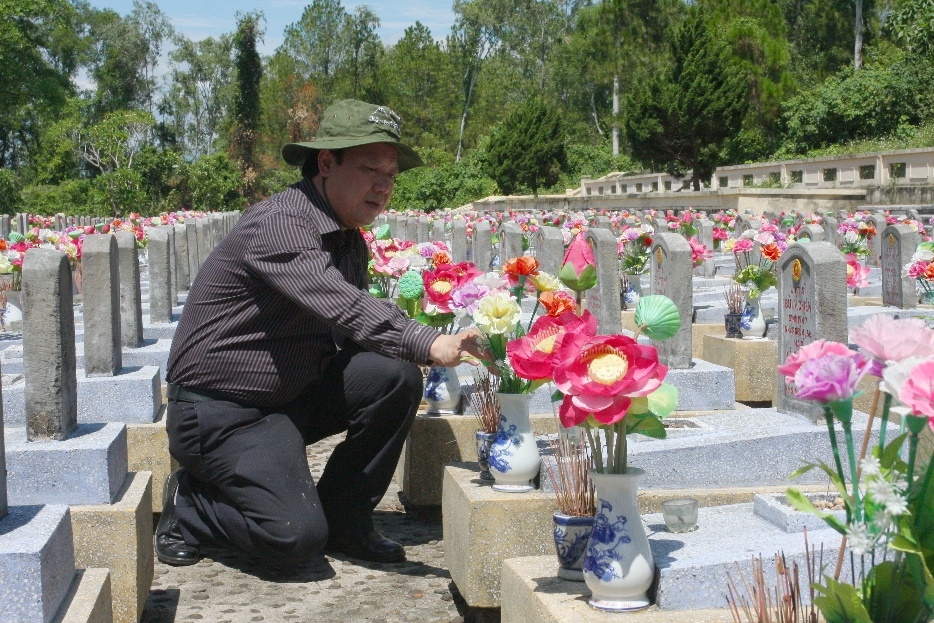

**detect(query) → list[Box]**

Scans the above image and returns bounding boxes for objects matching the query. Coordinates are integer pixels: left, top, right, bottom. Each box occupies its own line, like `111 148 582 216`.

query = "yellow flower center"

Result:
533 327 563 354
431 280 453 295
583 345 628 385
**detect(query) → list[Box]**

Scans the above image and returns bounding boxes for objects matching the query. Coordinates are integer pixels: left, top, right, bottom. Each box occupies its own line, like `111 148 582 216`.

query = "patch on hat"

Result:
369 106 402 135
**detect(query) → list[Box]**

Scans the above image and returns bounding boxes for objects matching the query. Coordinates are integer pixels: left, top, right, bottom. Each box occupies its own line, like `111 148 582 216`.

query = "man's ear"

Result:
317 150 335 178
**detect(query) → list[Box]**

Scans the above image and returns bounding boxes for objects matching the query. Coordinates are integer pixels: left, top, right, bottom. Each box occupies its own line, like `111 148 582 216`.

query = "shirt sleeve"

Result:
243 210 439 364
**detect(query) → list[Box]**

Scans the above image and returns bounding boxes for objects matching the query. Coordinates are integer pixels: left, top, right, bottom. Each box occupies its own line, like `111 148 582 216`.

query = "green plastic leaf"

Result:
647 383 678 418
785 488 846 534
626 412 666 439
813 575 873 623
880 433 908 469
551 389 564 403
634 295 680 341
558 262 597 292
368 284 385 298
867 560 928 622
789 462 817 480
375 223 391 240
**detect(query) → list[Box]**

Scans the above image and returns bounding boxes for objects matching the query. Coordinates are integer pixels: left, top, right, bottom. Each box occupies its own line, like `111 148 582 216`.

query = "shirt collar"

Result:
296 177 344 235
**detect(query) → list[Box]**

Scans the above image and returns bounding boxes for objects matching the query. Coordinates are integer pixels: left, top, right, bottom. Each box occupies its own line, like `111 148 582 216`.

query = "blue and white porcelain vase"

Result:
489 392 539 492
553 512 595 581
583 469 654 611
740 293 766 338
423 366 462 414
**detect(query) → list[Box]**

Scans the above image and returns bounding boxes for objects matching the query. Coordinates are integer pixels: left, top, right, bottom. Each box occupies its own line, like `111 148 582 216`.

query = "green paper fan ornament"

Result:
634 295 680 341
375 223 391 240
8 232 24 243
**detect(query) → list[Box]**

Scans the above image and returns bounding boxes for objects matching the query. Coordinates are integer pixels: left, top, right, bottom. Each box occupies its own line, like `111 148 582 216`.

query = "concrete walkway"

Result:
142 434 472 623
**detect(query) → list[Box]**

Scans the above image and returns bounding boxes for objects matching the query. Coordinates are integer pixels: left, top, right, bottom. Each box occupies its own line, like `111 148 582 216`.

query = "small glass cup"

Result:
662 498 698 533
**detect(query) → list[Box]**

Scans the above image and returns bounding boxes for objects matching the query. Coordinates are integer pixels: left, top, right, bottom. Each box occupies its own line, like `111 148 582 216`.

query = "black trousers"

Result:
166 348 422 564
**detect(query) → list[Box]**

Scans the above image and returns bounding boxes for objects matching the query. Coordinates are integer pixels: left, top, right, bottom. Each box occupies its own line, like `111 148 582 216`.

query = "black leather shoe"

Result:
326 530 406 563
155 469 200 566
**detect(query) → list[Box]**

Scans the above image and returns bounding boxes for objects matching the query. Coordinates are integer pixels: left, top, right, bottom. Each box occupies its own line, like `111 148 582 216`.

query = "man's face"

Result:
318 143 399 229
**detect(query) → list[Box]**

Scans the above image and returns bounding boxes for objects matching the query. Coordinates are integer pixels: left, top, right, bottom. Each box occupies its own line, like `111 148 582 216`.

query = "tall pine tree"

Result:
230 11 263 202
626 5 746 189
486 97 566 197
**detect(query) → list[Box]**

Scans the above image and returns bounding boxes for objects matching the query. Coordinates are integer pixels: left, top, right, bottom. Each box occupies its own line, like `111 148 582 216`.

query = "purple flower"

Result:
450 281 490 315
793 352 874 403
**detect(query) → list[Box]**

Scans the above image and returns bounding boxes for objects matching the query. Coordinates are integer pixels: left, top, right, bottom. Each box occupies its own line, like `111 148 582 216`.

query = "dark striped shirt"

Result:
166 177 439 407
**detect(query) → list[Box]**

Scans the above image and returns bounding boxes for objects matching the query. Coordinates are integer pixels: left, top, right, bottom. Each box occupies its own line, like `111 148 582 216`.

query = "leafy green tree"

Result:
343 6 383 100
188 152 244 211
161 34 234 158
230 12 263 202
486 97 566 196
280 0 348 98
779 0 857 82
885 0 934 56
134 146 187 212
0 0 75 169
626 6 747 189
391 146 496 212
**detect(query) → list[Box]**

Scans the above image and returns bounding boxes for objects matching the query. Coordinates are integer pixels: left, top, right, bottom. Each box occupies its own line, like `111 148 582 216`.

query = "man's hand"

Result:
428 329 486 368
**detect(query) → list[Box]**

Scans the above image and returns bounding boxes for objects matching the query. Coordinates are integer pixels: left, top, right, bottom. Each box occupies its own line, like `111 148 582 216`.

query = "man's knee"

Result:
251 512 328 564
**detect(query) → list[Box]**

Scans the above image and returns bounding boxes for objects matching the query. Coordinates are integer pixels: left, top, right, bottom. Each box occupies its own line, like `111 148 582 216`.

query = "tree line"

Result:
2 0 934 216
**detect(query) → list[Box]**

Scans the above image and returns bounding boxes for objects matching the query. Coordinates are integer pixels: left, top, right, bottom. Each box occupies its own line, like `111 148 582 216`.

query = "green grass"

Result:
796 120 934 159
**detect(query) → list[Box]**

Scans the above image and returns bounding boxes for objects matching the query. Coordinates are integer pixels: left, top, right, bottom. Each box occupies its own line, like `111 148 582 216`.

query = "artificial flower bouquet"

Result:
902 242 934 304
618 225 654 276
837 215 877 259
726 230 785 298
779 315 934 623
688 237 713 268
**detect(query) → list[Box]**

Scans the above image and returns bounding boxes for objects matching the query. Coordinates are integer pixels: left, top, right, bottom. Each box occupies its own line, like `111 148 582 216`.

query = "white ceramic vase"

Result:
583 468 654 611
553 512 595 581
423 365 462 414
741 293 766 338
488 392 539 492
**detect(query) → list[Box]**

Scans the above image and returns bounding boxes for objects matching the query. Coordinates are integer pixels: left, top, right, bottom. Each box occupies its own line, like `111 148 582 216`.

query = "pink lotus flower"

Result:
793 352 874 403
899 359 934 424
732 238 754 253
555 335 668 427
559 232 597 292
850 314 934 363
507 311 597 381
688 237 712 267
422 265 462 313
778 340 854 383
845 253 870 288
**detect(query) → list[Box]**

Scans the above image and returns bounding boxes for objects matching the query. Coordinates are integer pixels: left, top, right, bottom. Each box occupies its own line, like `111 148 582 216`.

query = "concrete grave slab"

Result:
52 568 113 623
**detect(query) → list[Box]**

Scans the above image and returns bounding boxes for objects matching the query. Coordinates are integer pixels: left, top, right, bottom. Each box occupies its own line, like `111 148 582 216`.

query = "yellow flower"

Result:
723 238 737 252
529 271 560 292
474 292 522 335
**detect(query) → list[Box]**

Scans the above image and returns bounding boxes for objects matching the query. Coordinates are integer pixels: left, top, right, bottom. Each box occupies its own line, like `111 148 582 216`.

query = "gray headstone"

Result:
867 215 887 267
16 212 28 234
650 233 693 369
406 216 418 243
185 223 200 284
502 222 524 261
798 224 825 242
54 213 65 231
22 249 78 441
472 221 493 272
0 357 5 518
452 220 468 263
594 215 611 230
431 219 445 243
166 225 178 305
822 216 838 247
174 224 191 291
211 214 225 252
147 228 173 324
417 216 429 243
196 219 212 268
0 215 9 240
776 242 847 419
115 231 144 348
535 226 565 276
695 218 716 278
81 234 122 376
585 229 622 335
881 224 919 309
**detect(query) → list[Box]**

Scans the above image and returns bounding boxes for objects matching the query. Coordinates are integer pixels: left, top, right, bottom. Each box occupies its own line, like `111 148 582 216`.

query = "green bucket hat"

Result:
282 99 423 173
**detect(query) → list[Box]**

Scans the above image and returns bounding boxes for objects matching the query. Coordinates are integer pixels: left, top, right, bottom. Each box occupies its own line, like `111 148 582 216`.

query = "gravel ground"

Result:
142 434 486 623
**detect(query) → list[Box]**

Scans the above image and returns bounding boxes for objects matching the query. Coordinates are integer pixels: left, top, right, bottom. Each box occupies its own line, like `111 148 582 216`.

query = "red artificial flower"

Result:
504 255 540 278
507 311 597 382
422 264 462 312
432 250 452 266
539 290 577 317
761 243 781 261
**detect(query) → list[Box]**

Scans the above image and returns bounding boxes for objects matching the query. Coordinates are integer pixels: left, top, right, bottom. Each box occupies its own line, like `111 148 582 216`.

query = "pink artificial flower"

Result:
845 253 870 288
897 359 934 423
507 310 597 381
559 232 597 292
713 227 728 240
422 265 462 313
778 340 854 383
555 335 668 427
793 352 874 403
850 314 934 363
688 237 712 267
732 238 754 253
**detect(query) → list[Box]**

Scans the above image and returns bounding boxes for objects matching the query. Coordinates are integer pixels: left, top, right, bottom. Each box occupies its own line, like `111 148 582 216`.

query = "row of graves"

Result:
375 205 933 621
0 212 239 622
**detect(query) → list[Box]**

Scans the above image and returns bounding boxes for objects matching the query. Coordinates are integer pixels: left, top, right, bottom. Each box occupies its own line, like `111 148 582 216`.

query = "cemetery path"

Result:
142 434 470 623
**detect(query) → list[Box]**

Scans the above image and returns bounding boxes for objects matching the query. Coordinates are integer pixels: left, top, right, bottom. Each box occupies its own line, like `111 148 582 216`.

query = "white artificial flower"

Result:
867 477 898 507
845 231 859 244
881 356 927 400
911 248 934 263
473 271 508 291
845 522 873 556
859 455 882 478
473 292 522 335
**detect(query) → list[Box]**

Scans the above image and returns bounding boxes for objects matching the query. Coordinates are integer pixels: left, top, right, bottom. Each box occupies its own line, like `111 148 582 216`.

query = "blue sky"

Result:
87 0 457 53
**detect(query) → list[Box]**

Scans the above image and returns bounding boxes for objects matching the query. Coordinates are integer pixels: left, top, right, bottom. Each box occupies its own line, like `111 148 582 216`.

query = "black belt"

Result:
166 383 231 403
